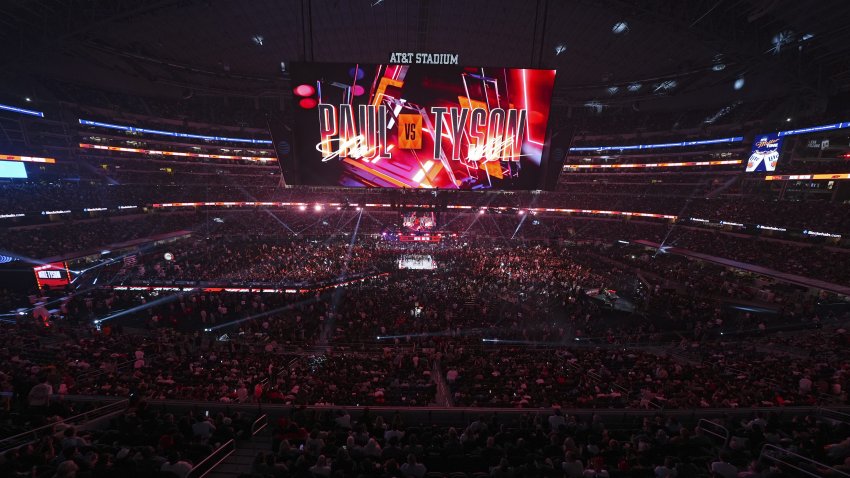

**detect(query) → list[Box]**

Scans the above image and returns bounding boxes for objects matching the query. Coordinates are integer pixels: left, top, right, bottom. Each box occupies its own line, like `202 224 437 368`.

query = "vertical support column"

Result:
529 0 550 68
301 0 314 62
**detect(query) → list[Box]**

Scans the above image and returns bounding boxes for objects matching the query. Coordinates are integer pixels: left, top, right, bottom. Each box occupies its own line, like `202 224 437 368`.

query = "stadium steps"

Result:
705 174 741 198
432 359 453 407
205 427 273 478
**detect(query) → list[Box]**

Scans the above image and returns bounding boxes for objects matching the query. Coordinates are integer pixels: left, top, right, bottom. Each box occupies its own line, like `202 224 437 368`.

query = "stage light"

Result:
612 22 629 34
786 117 792 122
655 80 676 92
24 97 31 102
771 30 793 54
356 207 362 211
734 77 745 90
314 204 323 211
584 101 603 113
518 210 525 215
554 43 567 56
293 84 315 97
299 205 307 211
712 54 726 71
607 86 619 95
478 209 486 214
627 83 641 92
252 35 264 46
348 66 365 80
299 98 318 109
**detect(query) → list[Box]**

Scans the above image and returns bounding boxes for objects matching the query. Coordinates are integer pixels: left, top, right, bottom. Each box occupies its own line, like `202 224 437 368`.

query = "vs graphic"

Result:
404 123 417 141
317 103 528 163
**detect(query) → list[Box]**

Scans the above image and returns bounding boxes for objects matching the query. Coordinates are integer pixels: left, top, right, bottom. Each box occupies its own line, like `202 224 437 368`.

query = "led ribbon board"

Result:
777 121 850 137
79 143 276 162
563 160 741 169
79 119 272 144
151 201 677 220
1 154 56 164
570 136 743 152
0 103 44 117
765 173 850 181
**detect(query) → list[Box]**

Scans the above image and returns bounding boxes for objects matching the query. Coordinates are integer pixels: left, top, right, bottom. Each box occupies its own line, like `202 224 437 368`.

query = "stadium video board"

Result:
0 160 27 178
289 63 556 189
402 211 437 233
746 133 782 172
33 262 71 289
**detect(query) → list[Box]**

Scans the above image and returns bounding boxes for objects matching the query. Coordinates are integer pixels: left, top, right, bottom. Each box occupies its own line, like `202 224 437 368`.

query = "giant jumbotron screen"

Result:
289 63 556 189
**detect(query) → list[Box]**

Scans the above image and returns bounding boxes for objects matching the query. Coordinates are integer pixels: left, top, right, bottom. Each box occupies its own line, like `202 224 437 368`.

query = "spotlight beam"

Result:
510 213 528 240
206 293 326 332
93 289 195 325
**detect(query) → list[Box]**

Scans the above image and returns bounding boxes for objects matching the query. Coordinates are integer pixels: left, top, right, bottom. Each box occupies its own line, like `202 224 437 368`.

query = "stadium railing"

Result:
759 443 850 477
251 413 268 436
0 399 128 453
29 395 850 423
696 418 730 447
74 355 156 384
817 407 850 426
187 438 236 478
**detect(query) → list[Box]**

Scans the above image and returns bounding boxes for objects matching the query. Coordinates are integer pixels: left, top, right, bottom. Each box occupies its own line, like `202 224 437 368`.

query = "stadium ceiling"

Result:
1 0 849 107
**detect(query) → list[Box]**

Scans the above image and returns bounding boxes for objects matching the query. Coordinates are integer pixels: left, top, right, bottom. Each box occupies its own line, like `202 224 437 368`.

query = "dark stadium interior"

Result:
1 1 850 478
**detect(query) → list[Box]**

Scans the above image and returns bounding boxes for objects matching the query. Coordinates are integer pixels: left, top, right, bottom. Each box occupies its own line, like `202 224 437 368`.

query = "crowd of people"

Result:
0 395 257 478
245 405 850 478
0 214 198 260
113 237 388 286
442 330 849 409
4 384 850 477
658 228 850 286
0 209 848 477
1 234 847 412
0 209 842 311
1 181 848 238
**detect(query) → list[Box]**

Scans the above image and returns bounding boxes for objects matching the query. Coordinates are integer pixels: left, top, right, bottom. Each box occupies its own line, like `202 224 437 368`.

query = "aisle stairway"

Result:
205 424 273 478
432 359 452 407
